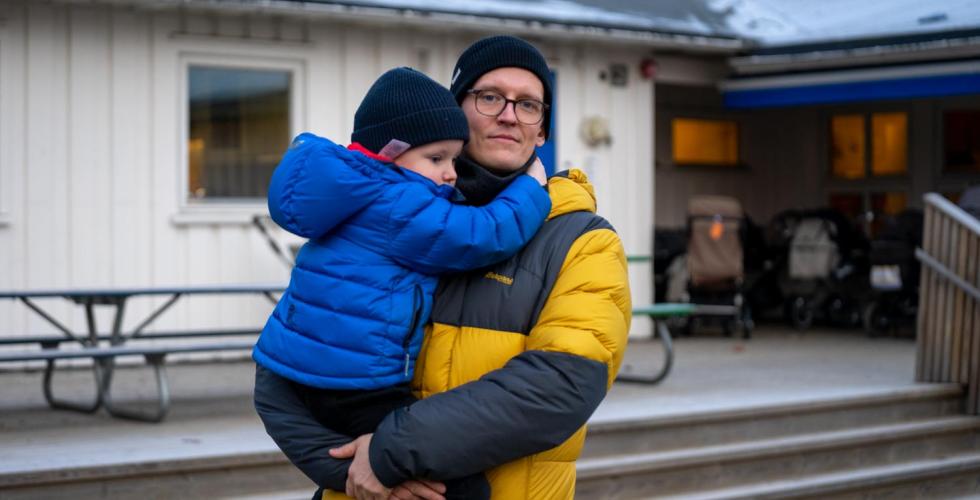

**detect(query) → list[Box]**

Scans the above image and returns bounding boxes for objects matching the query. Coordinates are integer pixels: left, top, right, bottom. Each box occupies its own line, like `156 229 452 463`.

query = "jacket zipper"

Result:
404 285 424 378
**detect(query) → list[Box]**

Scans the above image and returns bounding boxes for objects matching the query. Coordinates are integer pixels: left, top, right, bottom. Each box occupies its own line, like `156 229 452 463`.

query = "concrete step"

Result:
0 449 311 499
576 415 980 498
0 397 315 500
657 452 980 500
582 384 964 459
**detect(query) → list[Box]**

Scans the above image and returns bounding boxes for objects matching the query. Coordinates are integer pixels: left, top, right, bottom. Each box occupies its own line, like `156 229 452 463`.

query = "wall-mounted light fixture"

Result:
580 116 612 148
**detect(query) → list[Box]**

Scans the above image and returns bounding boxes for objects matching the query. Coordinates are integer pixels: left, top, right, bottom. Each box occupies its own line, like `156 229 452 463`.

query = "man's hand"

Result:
527 157 548 186
330 434 390 500
388 479 447 500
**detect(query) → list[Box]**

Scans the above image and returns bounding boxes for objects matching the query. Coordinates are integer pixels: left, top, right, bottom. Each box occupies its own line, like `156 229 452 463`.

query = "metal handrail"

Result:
923 193 980 235
916 193 980 303
915 192 980 415
915 248 980 303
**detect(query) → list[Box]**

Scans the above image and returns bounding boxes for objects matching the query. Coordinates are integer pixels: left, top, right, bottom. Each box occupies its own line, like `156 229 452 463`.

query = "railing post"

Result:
916 205 934 382
917 193 980 415
968 232 980 414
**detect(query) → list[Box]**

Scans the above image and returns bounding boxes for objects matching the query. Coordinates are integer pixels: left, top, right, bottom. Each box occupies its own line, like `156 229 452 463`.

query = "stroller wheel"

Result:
827 296 861 328
742 318 754 339
790 296 813 331
722 319 736 337
741 309 754 339
863 301 891 337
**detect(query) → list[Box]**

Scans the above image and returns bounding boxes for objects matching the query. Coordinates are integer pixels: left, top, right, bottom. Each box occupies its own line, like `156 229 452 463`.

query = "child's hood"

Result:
267 133 455 240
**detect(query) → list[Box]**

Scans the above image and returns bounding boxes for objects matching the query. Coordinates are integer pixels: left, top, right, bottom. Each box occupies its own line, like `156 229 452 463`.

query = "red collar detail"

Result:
348 143 394 163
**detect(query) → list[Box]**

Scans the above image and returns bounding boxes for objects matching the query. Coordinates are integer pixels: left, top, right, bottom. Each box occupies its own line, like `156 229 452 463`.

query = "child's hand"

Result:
527 157 548 186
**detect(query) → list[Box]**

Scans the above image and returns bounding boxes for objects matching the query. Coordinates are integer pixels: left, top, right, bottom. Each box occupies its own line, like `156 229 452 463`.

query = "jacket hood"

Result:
267 133 455 240
547 169 597 220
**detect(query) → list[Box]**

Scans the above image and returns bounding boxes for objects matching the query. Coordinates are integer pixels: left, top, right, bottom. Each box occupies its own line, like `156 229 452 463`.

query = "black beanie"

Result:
449 35 553 139
352 67 469 155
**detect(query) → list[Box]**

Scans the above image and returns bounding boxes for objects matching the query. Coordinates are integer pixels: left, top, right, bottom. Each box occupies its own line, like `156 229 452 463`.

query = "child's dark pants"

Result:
295 382 490 500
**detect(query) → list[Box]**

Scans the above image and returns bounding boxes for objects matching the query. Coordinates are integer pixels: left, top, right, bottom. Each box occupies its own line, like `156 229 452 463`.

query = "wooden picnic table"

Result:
0 284 285 421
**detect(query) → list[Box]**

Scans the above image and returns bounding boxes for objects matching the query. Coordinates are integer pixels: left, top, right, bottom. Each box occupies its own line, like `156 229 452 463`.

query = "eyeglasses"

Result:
466 89 548 125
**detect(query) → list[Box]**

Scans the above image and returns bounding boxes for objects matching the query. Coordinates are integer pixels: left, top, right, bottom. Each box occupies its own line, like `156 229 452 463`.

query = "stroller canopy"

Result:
687 195 744 285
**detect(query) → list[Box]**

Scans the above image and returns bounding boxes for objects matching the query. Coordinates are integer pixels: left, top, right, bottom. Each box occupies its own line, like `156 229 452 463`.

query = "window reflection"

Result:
672 118 739 166
188 66 291 199
831 114 865 179
871 112 908 176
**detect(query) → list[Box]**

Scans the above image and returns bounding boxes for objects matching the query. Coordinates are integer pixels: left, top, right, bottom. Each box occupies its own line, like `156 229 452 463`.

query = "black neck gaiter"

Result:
454 152 537 206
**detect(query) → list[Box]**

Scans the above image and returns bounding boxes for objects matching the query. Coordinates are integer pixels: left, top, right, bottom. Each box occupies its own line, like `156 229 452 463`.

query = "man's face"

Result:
461 67 547 172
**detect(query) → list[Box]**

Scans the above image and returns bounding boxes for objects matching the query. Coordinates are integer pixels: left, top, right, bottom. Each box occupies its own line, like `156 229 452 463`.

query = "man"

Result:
254 35 631 500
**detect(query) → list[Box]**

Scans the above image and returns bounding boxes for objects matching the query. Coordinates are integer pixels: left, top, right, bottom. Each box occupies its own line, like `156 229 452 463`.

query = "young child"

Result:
252 67 551 499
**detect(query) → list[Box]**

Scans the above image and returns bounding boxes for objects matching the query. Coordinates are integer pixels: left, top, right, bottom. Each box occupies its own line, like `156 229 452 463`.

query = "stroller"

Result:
863 209 923 336
683 195 752 338
653 228 687 303
780 209 869 330
742 209 797 323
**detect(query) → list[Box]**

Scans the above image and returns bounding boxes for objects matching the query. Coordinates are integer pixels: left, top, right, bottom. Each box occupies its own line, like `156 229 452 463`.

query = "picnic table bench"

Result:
616 303 691 385
0 284 285 422
618 302 743 385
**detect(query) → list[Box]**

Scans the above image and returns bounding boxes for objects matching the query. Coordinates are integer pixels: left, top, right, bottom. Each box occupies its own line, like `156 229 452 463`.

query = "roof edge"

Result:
90 0 744 53
731 35 980 76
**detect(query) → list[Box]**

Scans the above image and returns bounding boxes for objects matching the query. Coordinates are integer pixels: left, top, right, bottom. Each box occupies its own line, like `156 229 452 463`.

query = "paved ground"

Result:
600 325 918 421
0 325 919 477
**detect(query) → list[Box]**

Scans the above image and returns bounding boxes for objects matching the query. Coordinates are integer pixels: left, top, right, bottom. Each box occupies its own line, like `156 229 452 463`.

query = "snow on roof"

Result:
709 0 980 47
308 0 722 37
213 0 980 49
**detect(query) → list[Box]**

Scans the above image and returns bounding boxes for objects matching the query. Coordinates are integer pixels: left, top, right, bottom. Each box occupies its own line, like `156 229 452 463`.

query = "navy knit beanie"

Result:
352 67 469 155
449 35 553 139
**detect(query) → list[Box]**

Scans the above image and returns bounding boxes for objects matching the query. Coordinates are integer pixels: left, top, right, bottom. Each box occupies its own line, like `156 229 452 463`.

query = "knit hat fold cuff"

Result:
352 106 470 154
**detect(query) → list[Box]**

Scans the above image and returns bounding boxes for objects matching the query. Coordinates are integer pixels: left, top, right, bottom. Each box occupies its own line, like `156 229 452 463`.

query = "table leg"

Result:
42 357 104 413
102 353 171 423
129 293 180 337
30 299 106 413
616 320 675 385
96 298 128 410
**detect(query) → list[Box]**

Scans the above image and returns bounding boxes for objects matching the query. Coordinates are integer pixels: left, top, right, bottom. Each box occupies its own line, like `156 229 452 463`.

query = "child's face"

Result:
393 139 464 186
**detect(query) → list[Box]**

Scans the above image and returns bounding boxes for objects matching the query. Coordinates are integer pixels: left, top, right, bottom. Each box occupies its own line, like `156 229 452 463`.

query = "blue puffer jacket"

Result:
253 133 551 390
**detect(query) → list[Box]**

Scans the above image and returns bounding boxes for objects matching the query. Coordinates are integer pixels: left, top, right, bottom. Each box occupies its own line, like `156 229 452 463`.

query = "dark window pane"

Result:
829 193 864 221
944 110 980 173
189 66 290 199
870 192 907 238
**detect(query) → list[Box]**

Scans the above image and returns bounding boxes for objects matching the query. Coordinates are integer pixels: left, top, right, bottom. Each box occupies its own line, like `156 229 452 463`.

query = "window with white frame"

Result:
183 56 303 203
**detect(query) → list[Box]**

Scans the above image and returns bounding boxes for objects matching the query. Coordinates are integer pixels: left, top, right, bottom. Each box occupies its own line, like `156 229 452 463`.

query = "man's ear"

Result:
534 127 546 148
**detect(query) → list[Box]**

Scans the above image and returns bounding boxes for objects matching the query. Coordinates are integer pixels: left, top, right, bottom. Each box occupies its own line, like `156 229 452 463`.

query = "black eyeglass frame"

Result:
466 89 550 125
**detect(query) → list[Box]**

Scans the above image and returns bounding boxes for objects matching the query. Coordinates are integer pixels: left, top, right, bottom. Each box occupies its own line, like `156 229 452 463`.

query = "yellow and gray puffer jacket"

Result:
368 169 631 499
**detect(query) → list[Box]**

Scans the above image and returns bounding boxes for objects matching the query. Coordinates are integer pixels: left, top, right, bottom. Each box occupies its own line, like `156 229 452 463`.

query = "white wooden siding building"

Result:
0 0 740 338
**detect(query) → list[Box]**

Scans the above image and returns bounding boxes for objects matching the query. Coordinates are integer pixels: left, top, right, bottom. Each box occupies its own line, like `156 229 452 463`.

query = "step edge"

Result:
591 384 963 433
578 415 980 478
0 449 290 488
657 452 980 500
